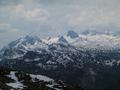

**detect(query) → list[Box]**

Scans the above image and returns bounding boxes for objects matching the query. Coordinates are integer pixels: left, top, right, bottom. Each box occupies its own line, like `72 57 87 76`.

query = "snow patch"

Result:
46 60 56 65
105 60 116 66
6 71 25 89
30 74 53 82
34 58 40 61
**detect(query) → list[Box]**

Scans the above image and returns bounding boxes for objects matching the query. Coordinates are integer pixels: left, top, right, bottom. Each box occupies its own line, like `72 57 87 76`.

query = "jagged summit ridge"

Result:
0 31 120 90
0 35 48 59
8 35 42 49
1 31 120 59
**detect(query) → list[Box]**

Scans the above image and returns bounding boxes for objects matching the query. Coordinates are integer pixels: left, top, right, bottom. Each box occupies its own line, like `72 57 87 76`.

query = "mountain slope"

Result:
1 30 120 60
1 31 120 90
0 67 83 90
0 35 48 59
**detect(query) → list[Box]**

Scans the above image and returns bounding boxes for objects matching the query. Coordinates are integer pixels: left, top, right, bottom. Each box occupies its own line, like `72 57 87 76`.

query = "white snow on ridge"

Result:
65 34 120 49
46 60 56 64
30 74 53 82
43 37 59 44
1 32 120 60
10 35 48 51
104 60 120 66
6 71 25 89
43 33 120 50
34 58 40 61
6 71 54 89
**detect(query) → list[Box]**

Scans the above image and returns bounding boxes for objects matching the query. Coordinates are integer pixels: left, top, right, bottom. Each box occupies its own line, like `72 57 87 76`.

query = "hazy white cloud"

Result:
0 22 26 48
0 22 24 34
0 0 120 48
26 8 49 21
66 8 120 28
9 4 49 22
0 23 11 28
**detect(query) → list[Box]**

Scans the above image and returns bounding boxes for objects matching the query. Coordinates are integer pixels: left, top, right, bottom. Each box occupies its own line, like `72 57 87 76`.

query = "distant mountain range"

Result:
0 30 120 90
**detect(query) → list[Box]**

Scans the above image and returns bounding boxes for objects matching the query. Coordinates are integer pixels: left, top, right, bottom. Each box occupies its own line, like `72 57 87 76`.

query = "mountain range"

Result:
0 30 120 90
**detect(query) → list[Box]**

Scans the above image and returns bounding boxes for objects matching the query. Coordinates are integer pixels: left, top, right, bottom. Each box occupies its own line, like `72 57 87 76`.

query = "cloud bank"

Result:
0 0 120 48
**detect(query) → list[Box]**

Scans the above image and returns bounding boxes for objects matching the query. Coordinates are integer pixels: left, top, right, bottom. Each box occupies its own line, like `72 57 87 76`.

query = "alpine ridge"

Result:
0 30 120 90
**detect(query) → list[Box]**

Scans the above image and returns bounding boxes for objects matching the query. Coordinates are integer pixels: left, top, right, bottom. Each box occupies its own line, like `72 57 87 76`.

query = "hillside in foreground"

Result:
0 67 83 90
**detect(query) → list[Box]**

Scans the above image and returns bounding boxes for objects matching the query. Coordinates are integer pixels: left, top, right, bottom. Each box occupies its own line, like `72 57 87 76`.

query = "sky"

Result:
0 0 120 48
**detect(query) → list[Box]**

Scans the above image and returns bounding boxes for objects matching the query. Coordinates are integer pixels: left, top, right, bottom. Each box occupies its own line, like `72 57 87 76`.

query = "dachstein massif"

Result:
1 30 120 90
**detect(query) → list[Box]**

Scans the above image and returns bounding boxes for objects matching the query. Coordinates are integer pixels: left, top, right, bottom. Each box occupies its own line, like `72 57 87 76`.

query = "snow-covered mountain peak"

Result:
8 35 48 49
1 31 120 60
58 36 68 44
0 35 48 59
67 30 79 38
43 36 68 45
7 35 42 48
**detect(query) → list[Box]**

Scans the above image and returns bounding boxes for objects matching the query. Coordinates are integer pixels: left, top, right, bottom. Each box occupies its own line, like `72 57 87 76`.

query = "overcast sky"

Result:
0 0 120 48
